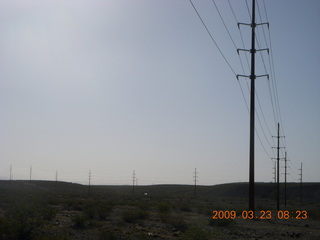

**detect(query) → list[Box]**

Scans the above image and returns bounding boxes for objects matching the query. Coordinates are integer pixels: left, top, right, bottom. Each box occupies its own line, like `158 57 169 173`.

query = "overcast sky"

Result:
0 0 319 185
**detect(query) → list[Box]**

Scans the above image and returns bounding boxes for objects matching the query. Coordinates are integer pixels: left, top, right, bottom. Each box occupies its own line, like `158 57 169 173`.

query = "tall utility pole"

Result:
133 170 136 195
55 170 58 182
88 170 91 194
299 163 302 203
193 168 198 198
273 161 276 202
272 123 285 210
10 165 12 181
248 0 256 213
29 165 32 184
282 152 289 207
237 0 269 211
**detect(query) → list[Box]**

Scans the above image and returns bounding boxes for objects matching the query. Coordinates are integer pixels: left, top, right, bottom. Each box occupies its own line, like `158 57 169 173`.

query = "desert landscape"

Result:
0 180 319 240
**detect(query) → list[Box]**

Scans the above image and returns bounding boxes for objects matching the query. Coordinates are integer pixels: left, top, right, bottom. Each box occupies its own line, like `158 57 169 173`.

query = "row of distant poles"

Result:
9 165 59 184
271 124 303 208
131 169 197 197
8 165 303 203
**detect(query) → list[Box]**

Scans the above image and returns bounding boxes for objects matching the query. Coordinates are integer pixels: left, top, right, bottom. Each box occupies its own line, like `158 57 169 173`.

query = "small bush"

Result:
72 215 87 229
157 202 171 214
170 219 189 232
41 207 57 221
99 228 116 240
83 200 112 220
136 202 150 211
181 226 210 240
209 217 235 227
180 204 192 212
122 209 148 223
129 229 148 240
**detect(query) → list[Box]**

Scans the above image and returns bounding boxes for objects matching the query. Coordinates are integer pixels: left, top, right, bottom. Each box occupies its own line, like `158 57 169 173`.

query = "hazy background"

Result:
1 0 319 185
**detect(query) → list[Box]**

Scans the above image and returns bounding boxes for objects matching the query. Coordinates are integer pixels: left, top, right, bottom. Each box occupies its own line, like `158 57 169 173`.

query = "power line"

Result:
245 0 251 19
211 0 237 49
262 0 287 150
188 0 237 75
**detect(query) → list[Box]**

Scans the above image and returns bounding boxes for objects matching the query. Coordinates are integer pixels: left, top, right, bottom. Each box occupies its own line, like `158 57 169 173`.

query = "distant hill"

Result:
0 180 319 202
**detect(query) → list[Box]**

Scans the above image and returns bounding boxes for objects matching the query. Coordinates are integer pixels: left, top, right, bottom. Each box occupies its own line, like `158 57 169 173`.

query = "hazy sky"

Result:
1 0 319 185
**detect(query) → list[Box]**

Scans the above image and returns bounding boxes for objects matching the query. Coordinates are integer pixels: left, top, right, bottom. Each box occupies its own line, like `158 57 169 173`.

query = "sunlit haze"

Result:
1 0 319 185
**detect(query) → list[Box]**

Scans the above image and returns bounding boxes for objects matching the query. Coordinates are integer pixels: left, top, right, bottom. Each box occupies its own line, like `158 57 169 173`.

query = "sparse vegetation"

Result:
122 209 149 223
181 226 211 240
209 217 235 227
0 180 319 240
72 214 87 229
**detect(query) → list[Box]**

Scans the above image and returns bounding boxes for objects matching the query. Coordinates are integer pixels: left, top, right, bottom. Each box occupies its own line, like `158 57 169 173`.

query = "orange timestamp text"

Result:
212 210 308 220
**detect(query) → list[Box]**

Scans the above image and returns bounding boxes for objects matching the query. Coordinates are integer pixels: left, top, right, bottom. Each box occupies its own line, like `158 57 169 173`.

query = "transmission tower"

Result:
29 165 32 184
193 168 198 198
272 123 285 210
237 0 269 211
282 152 289 207
55 170 58 182
88 170 91 194
133 170 136 195
273 161 276 201
10 164 12 181
299 163 302 203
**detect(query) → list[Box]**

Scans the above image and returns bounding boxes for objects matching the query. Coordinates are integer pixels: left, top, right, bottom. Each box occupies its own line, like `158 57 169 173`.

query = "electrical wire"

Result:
188 0 237 75
212 0 237 49
261 1 286 138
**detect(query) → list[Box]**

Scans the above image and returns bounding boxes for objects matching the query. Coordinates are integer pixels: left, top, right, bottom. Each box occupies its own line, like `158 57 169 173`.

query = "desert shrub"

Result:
99 228 116 240
32 225 71 240
181 226 210 240
136 202 150 211
180 204 192 212
4 202 43 240
40 207 57 221
84 203 95 220
0 216 17 240
83 200 112 220
128 229 148 240
97 204 112 220
157 202 171 213
209 217 235 227
64 199 83 211
72 215 87 229
122 209 148 223
169 219 189 232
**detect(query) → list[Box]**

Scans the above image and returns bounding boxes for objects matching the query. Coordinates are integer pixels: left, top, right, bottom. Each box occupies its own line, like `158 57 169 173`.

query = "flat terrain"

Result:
0 180 319 239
